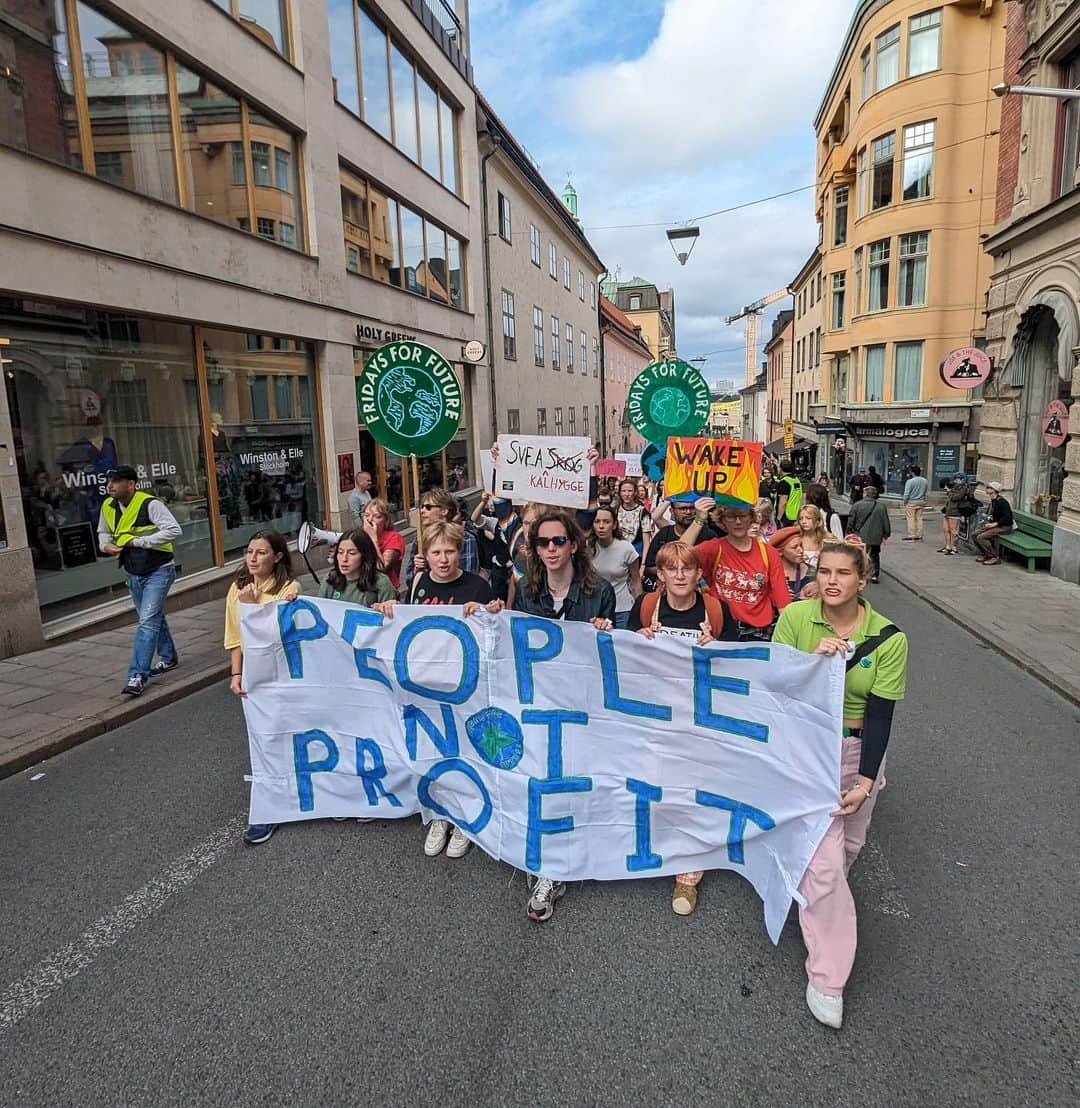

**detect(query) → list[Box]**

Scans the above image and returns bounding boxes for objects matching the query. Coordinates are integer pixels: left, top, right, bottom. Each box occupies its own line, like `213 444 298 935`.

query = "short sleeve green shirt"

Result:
772 597 908 717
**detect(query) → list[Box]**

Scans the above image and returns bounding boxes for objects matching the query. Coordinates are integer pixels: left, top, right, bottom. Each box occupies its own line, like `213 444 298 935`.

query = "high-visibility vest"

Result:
102 491 173 574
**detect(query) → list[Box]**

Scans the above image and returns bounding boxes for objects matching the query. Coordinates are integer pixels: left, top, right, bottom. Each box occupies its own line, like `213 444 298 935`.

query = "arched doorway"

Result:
1002 291 1077 516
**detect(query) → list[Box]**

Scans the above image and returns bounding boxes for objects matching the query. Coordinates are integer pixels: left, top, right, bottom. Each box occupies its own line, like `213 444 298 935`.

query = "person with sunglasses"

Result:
506 508 615 922
401 488 479 598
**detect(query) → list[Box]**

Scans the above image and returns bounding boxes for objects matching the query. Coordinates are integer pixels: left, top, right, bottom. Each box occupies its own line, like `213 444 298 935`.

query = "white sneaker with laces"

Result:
423 819 450 857
446 825 471 858
526 875 566 921
805 982 843 1028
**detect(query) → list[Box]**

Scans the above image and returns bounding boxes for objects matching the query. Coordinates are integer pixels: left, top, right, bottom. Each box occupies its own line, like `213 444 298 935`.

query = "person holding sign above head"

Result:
507 508 616 921
589 505 642 630
681 499 790 642
644 498 720 588
225 530 299 847
628 539 737 914
772 539 908 1028
319 528 395 605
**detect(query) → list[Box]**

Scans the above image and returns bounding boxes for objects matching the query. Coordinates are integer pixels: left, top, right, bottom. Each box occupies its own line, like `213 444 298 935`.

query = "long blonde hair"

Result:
797 504 826 548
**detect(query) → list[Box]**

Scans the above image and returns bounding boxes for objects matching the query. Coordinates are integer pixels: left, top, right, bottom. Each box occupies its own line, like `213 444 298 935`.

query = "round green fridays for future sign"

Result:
356 342 462 457
626 358 711 445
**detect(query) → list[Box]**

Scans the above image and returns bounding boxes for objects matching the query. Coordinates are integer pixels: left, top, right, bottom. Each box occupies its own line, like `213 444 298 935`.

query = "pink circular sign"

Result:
940 347 992 389
1042 400 1069 448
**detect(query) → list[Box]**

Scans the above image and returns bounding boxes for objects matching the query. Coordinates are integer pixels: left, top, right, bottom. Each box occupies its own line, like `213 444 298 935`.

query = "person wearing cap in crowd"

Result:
97 465 183 697
973 482 1014 566
770 526 814 599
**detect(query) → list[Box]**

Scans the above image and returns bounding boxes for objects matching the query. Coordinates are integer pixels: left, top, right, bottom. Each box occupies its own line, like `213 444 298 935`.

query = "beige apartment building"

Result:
814 0 1006 497
980 0 1080 583
764 310 794 446
603 278 676 360
477 96 604 445
0 0 489 656
600 295 652 455
790 250 827 475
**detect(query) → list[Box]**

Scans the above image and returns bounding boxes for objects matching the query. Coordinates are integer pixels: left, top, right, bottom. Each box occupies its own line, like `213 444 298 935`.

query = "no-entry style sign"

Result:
626 359 711 445
940 347 992 390
357 342 462 457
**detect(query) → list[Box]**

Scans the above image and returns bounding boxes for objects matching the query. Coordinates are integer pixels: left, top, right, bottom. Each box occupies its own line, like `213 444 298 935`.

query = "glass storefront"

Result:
352 348 474 522
1 297 324 618
860 441 930 496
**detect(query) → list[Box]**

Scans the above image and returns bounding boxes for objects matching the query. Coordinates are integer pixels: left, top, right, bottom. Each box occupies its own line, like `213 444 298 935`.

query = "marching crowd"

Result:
219 452 909 1031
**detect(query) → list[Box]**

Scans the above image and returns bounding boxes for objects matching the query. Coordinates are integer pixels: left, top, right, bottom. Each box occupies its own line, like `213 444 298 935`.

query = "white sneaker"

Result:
446 825 472 859
805 982 843 1028
423 819 450 857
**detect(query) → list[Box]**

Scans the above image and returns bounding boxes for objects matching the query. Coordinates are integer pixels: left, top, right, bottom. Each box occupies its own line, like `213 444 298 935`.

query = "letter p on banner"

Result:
663 437 762 507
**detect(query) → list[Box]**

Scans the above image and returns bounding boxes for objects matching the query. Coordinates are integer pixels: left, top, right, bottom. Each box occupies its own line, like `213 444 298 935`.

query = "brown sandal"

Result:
982 558 999 566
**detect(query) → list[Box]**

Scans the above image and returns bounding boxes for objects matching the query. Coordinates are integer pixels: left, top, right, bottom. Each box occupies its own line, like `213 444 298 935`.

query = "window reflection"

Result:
327 0 359 113
447 235 463 309
400 206 426 296
418 75 440 179
75 1 178 204
341 168 372 276
439 95 458 193
175 67 248 231
357 5 392 138
370 182 399 285
236 0 287 56
248 107 302 250
201 327 322 556
390 43 417 161
425 221 448 304
0 0 81 167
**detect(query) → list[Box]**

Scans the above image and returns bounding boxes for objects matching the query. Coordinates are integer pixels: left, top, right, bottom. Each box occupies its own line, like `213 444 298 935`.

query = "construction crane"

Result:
725 287 791 386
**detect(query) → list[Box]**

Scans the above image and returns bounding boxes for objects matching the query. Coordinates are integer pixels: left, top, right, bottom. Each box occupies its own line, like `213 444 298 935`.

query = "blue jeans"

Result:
128 563 178 679
614 610 631 631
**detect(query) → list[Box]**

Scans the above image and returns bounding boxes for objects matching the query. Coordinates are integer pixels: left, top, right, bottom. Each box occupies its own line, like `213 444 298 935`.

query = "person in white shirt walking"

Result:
901 466 929 541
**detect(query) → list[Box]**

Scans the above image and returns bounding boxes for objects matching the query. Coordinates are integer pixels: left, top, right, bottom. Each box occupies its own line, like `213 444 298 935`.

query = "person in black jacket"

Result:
973 482 1014 565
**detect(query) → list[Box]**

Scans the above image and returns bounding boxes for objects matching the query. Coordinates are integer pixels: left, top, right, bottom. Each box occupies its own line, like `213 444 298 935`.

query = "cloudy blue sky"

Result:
468 0 855 390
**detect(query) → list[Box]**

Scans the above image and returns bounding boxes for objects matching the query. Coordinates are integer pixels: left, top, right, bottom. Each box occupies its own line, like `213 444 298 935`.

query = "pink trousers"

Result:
797 735 884 996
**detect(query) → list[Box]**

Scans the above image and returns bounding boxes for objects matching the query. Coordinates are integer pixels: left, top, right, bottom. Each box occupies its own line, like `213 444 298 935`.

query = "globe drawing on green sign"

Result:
357 341 462 457
626 359 711 445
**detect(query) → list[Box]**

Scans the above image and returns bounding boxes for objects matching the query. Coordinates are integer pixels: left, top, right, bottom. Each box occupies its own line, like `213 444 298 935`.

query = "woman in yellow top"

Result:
772 539 908 1030
224 529 298 846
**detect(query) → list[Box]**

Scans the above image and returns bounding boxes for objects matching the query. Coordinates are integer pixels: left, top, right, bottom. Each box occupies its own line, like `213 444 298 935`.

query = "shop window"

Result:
203 326 322 557
871 133 894 210
864 344 885 402
4 302 214 617
908 10 941 78
897 232 929 307
893 341 923 402
75 2 178 205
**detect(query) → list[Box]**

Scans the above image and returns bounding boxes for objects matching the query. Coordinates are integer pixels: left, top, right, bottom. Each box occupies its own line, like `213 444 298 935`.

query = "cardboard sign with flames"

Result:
663 437 763 508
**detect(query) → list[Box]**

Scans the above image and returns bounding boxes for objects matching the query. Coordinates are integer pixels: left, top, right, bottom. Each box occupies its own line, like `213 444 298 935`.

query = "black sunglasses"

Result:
533 535 570 549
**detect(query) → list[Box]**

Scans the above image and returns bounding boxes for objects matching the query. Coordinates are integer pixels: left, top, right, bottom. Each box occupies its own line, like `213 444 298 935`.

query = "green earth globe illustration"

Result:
649 386 692 428
377 364 444 440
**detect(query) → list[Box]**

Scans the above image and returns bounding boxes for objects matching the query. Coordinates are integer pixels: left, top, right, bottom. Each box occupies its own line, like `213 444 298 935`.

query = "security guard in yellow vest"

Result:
97 465 183 697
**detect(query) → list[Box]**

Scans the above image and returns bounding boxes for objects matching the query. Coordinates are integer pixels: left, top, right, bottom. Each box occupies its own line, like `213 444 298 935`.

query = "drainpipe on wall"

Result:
598 278 608 452
478 129 501 447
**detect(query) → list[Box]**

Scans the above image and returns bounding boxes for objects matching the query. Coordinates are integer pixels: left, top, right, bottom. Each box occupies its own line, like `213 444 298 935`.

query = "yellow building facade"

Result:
814 0 1006 495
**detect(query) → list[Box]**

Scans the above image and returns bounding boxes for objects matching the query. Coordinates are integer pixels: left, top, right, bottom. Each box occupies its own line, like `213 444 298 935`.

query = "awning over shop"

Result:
763 436 815 455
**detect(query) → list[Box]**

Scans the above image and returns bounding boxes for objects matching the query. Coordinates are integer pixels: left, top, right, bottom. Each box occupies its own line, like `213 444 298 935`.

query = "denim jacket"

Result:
512 575 616 623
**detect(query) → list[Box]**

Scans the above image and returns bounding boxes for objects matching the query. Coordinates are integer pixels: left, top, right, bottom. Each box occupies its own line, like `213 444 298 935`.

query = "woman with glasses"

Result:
772 539 908 1029
401 488 479 598
507 508 615 922
224 530 299 847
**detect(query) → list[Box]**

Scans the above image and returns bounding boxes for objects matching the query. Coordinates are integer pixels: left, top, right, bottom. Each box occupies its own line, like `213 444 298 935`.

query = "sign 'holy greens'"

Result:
357 342 462 457
626 359 711 446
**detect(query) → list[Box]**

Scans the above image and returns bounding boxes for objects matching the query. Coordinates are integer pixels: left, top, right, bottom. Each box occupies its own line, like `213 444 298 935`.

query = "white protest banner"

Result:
496 434 590 508
241 601 844 941
615 453 643 478
480 449 497 495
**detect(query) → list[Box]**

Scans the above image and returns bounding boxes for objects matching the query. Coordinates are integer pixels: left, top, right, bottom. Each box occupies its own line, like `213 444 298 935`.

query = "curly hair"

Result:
523 509 600 600
327 528 382 593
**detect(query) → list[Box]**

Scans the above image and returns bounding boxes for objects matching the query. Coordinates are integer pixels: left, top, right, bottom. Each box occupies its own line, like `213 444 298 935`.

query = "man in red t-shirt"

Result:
681 499 790 641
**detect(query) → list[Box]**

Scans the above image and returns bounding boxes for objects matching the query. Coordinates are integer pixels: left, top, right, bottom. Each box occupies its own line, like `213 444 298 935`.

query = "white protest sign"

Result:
496 435 590 508
615 452 643 478
241 601 844 942
480 449 497 495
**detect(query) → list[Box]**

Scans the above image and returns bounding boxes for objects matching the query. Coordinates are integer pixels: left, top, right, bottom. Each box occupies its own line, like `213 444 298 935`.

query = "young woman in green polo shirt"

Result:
772 539 908 1030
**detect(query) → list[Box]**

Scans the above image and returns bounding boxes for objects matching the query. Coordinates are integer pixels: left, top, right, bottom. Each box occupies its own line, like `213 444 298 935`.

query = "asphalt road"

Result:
1 578 1076 1107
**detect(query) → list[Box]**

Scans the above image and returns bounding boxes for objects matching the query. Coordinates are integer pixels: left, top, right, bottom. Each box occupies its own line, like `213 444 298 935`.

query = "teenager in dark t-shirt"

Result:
376 520 493 609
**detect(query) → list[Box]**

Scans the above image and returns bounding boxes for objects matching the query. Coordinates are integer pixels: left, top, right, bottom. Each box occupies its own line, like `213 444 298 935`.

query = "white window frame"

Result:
529 224 541 266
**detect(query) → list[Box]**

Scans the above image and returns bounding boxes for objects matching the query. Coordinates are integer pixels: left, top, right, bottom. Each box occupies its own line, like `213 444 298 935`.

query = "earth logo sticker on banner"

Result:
627 359 711 445
356 342 462 457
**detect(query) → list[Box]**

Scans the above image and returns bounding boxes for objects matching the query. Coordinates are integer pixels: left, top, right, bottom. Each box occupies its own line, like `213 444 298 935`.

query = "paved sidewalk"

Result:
876 506 1080 707
0 596 232 778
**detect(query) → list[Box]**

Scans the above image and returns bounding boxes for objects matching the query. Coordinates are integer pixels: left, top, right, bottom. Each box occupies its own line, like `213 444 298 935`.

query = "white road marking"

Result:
855 833 912 919
0 817 245 1033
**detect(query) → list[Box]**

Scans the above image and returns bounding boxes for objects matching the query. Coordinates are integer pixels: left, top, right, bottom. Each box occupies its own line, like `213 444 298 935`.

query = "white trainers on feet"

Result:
526 875 566 921
423 819 450 857
805 982 843 1028
446 825 471 858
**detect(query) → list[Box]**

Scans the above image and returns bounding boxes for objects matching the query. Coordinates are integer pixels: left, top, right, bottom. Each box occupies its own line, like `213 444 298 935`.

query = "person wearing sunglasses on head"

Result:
401 487 480 598
503 508 615 922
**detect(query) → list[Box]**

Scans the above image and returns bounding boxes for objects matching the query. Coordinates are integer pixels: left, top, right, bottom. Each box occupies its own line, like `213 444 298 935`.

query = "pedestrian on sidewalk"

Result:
772 540 909 1029
848 487 891 582
901 466 928 541
973 482 1014 566
97 465 183 698
225 530 299 846
939 478 971 556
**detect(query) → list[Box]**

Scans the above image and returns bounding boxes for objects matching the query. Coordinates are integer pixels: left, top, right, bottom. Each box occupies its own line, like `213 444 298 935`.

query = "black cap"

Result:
106 465 138 481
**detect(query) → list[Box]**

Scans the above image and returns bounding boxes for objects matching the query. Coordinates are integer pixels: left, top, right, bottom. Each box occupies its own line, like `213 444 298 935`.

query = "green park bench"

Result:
996 509 1054 572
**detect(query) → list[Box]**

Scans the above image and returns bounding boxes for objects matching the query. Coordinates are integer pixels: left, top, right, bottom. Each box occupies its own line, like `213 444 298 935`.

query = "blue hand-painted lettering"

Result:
521 709 588 779
692 647 770 742
417 757 492 834
525 775 592 871
354 738 402 807
341 608 390 689
624 778 663 872
279 600 329 679
694 790 776 864
292 729 340 811
393 615 479 705
597 632 672 720
510 616 564 704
